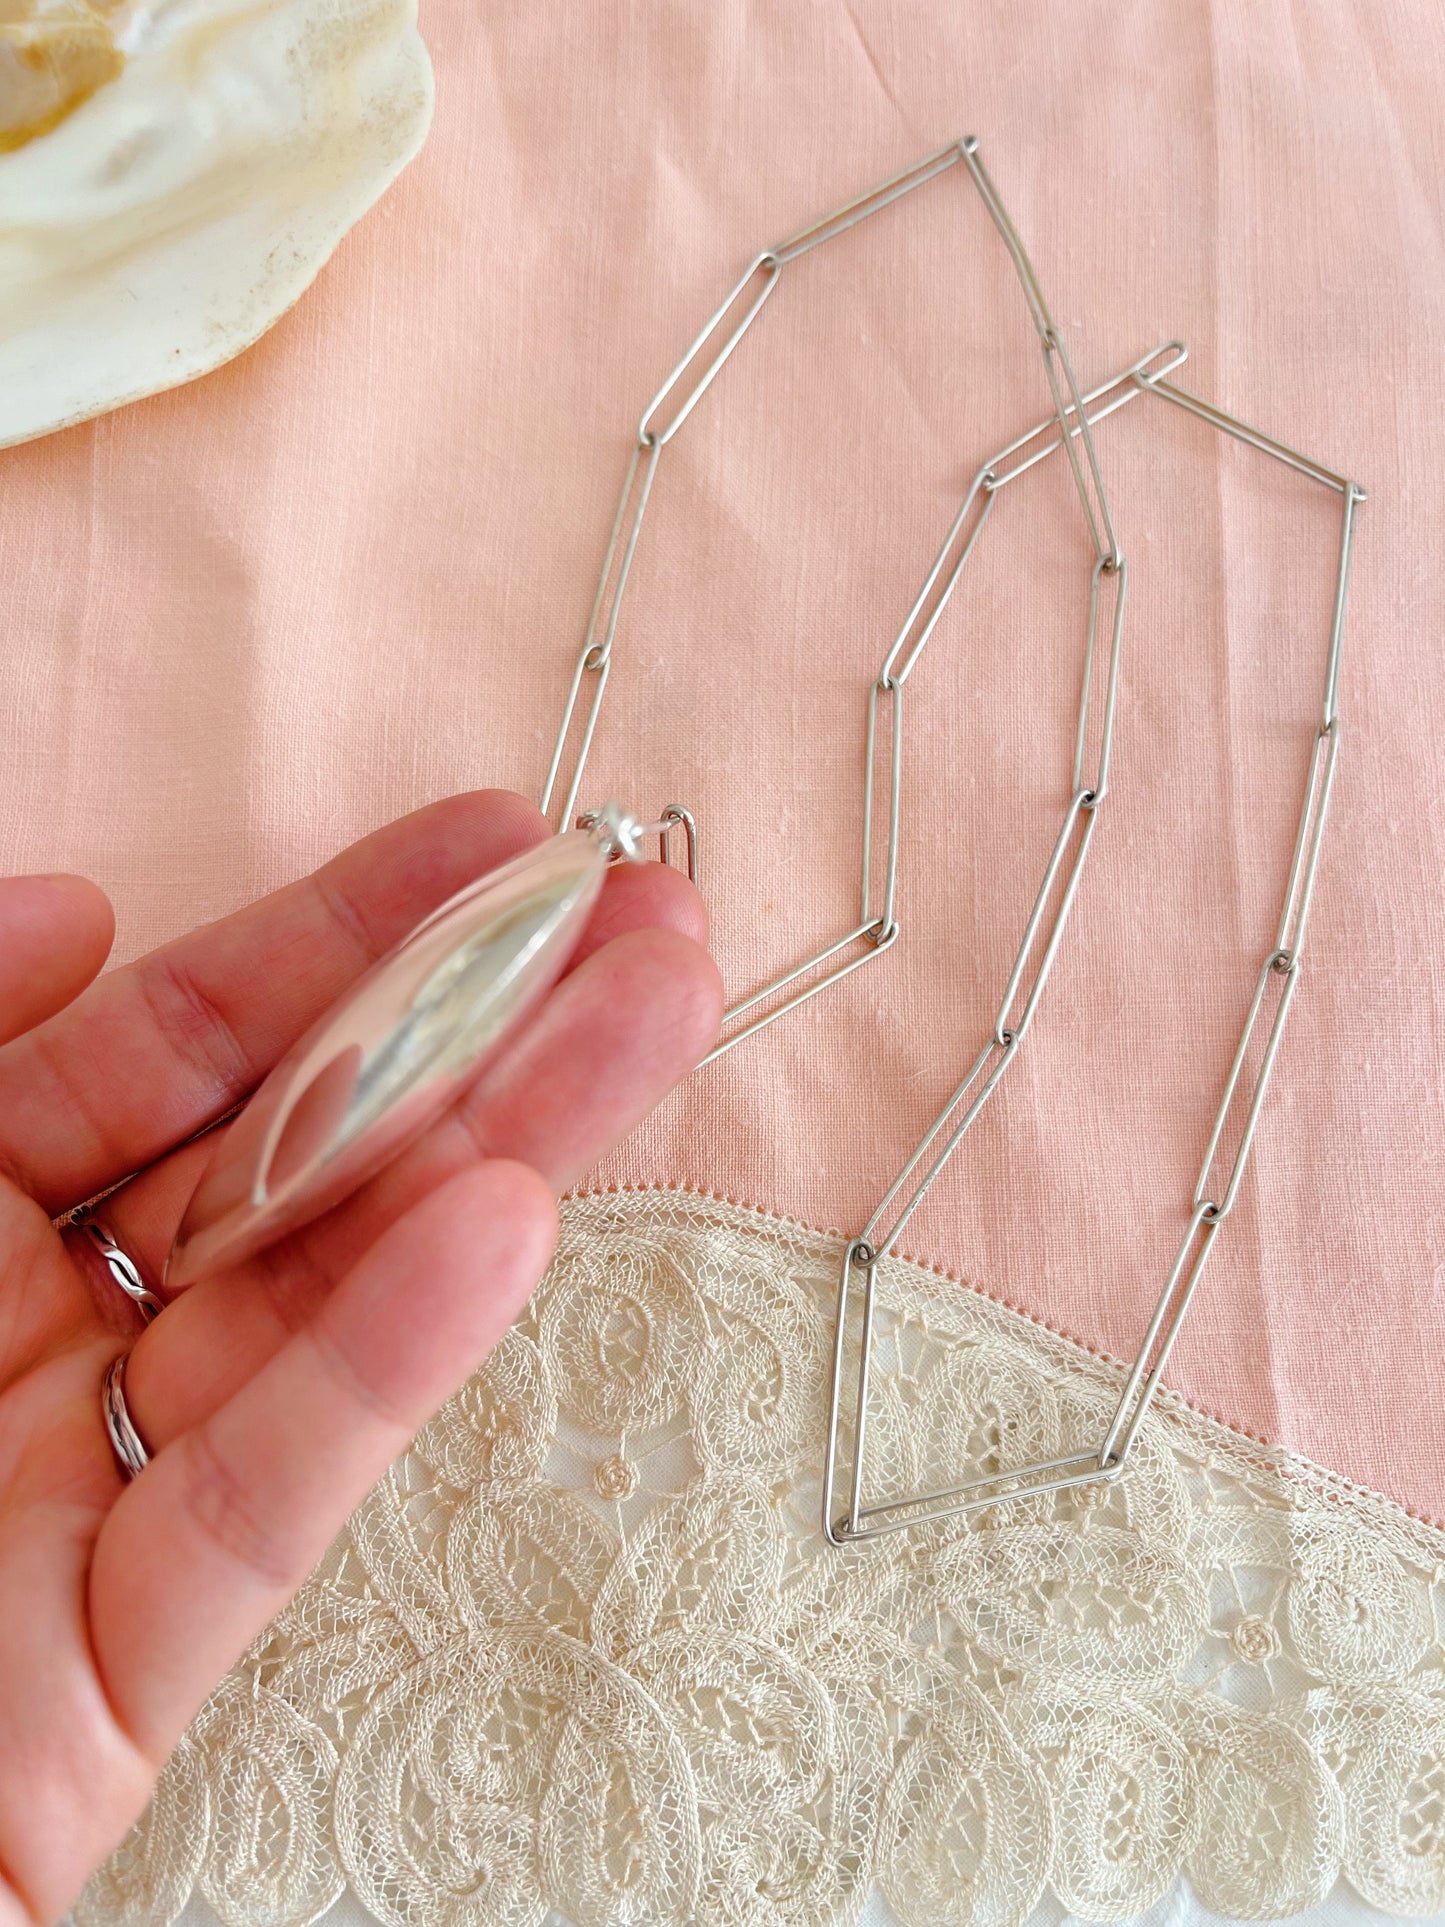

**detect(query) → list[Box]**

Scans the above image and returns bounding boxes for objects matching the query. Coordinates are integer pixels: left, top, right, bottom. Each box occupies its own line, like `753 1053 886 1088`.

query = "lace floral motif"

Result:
81 1191 1445 1927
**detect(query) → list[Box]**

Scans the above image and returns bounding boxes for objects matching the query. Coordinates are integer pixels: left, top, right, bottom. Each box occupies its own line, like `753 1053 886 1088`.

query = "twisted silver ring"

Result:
102 1352 150 1479
77 1217 164 1322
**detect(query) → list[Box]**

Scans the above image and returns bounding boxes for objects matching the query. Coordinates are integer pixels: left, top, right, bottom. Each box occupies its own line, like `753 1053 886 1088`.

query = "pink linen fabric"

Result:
2 1 1443 1521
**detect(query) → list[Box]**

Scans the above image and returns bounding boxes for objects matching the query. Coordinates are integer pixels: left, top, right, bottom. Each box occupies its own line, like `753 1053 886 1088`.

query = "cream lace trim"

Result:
81 1189 1445 1927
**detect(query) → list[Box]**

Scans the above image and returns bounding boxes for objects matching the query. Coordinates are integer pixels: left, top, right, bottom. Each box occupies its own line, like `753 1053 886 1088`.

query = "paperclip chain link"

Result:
1087 462 1362 1480
825 389 1364 1544
543 138 1128 1064
538 139 1364 1546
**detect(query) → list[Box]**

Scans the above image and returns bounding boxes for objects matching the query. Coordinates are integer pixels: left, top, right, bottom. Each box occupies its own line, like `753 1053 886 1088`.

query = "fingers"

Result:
0 792 549 1215
563 857 708 968
121 924 722 1448
441 924 722 1186
88 1162 558 1761
0 876 114 1046
63 856 712 1293
0 1186 99 1398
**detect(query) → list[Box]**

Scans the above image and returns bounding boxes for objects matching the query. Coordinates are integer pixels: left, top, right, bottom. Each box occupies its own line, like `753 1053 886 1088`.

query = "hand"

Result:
0 792 722 1924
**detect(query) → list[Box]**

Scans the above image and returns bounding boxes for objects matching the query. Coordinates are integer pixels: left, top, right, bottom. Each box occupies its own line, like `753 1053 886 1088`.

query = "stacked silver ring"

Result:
102 1353 151 1479
78 1217 165 1321
77 1216 160 1479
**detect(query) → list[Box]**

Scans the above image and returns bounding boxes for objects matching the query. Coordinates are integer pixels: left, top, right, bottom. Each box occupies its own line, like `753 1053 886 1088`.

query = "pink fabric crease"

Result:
3 1 1444 1519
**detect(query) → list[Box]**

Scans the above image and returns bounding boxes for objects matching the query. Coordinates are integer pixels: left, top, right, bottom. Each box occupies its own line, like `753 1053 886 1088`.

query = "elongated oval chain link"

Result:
542 141 1365 1541
542 137 1131 1060
827 396 1363 1544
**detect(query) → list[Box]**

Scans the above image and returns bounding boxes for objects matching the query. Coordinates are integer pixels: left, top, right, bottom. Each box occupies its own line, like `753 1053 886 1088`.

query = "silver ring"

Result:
77 1217 164 1322
102 1352 151 1479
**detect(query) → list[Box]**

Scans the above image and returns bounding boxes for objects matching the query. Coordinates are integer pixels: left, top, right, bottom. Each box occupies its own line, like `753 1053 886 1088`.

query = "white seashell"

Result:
0 0 433 447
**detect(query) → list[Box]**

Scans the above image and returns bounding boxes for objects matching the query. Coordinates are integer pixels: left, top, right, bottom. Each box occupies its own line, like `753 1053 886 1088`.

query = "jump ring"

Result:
102 1352 151 1480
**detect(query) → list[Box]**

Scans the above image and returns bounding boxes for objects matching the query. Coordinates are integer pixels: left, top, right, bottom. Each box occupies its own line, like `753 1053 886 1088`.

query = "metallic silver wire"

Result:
1323 485 1362 729
576 805 696 873
534 141 1363 1549
1097 1202 1224 1469
861 676 904 939
77 1216 164 1322
1275 722 1339 964
1137 373 1365 500
542 437 662 826
102 1352 151 1480
992 790 1099 1050
878 470 996 689
543 139 1123 1066
768 140 964 265
958 137 1120 566
986 341 1189 491
824 377 1365 1546
857 1034 1017 1258
1073 557 1128 804
658 805 699 885
637 255 781 447
1191 953 1301 1221
701 919 900 1067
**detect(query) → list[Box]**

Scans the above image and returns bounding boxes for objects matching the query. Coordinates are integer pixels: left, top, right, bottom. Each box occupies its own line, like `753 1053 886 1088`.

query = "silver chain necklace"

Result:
542 138 1364 1545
